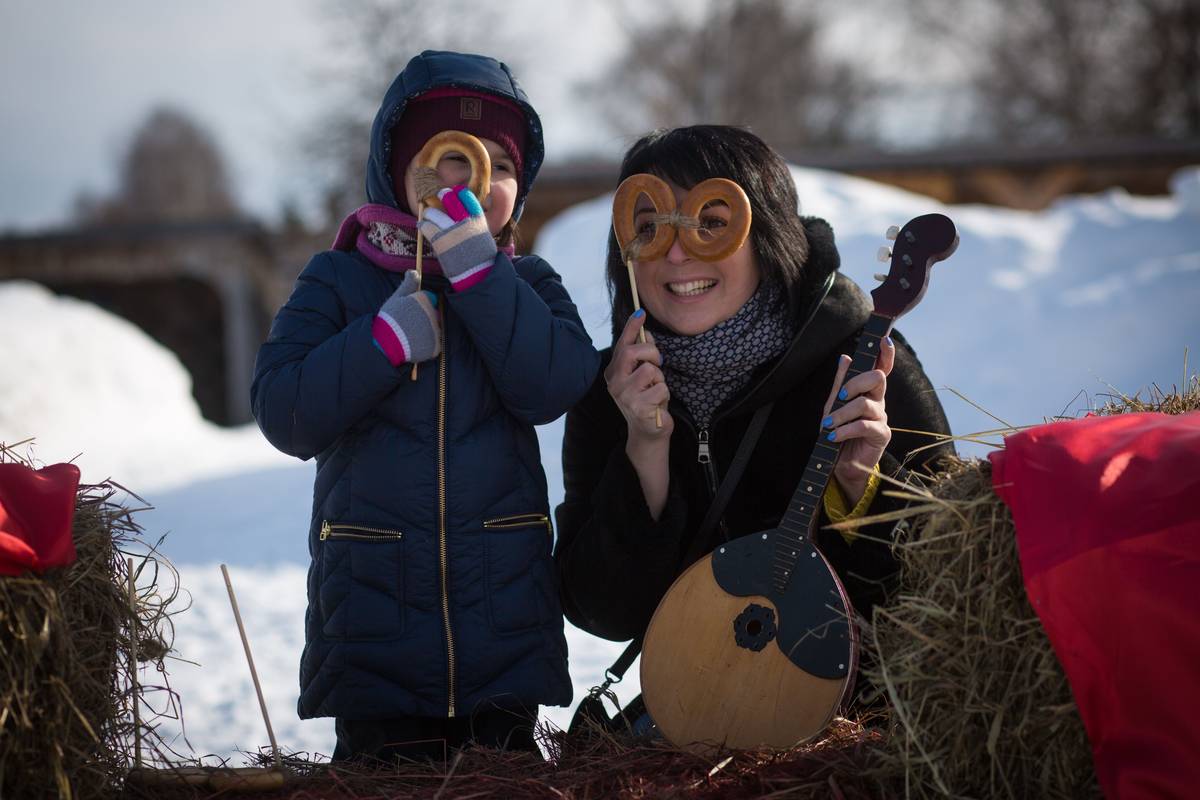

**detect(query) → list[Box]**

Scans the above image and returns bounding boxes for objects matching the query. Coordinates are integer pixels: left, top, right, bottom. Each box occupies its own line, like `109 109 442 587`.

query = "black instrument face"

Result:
711 530 855 679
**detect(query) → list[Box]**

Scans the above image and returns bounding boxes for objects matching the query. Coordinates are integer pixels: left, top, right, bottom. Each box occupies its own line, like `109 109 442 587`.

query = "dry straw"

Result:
207 716 890 800
0 442 181 800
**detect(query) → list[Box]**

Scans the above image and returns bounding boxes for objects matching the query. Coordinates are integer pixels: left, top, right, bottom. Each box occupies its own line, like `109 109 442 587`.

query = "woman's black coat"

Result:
553 219 954 643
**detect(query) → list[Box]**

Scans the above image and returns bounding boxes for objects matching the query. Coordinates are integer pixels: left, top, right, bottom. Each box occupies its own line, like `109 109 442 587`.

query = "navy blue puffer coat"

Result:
250 51 599 721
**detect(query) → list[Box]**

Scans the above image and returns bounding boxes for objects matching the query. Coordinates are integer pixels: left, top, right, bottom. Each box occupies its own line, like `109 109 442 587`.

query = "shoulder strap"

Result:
601 400 775 684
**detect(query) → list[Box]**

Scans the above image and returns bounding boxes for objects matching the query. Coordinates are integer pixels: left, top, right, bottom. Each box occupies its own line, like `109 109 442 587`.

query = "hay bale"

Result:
861 375 1198 799
0 444 177 800
861 458 1098 799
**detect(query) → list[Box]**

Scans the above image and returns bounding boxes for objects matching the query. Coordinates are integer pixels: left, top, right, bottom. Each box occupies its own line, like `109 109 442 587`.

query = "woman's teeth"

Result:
668 279 717 296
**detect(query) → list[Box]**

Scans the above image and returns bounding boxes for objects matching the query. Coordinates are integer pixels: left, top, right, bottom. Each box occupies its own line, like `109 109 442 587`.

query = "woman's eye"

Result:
700 216 728 230
636 221 657 238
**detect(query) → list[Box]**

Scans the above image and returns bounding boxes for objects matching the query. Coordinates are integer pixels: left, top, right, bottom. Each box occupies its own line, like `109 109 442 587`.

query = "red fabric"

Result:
989 412 1200 800
0 462 81 576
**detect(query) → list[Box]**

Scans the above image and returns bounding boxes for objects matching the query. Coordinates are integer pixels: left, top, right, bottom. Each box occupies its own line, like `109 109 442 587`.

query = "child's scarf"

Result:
333 203 515 273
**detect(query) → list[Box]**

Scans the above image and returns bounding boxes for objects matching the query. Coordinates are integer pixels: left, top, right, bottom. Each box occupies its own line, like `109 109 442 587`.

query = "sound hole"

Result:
732 603 777 652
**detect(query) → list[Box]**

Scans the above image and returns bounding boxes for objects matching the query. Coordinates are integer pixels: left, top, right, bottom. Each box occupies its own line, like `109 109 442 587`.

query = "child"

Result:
251 50 599 762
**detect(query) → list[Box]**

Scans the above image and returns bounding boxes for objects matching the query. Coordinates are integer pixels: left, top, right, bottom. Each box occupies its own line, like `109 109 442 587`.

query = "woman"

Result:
554 126 953 675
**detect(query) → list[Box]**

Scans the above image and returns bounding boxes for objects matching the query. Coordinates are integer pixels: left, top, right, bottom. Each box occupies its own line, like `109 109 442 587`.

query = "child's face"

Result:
405 137 518 236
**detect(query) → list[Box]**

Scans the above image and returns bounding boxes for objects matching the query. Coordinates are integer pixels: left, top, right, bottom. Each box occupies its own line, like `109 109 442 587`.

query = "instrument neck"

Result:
772 312 893 591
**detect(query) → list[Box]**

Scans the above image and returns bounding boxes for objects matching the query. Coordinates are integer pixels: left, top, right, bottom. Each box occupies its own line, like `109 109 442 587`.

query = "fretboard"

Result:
772 312 894 593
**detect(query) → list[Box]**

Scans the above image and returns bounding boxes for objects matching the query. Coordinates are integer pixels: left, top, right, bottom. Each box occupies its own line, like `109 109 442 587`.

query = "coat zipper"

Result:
482 512 552 535
320 521 404 541
437 301 456 718
696 428 720 498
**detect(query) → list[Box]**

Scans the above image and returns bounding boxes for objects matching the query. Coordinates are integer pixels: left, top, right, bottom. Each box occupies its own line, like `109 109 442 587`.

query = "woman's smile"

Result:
666 278 719 298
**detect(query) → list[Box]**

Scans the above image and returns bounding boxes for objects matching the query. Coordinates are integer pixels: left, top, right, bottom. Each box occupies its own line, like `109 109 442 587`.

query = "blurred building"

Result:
0 219 322 426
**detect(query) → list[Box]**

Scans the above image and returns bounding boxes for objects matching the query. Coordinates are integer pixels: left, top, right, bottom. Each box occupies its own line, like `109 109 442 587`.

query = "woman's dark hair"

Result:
606 125 813 341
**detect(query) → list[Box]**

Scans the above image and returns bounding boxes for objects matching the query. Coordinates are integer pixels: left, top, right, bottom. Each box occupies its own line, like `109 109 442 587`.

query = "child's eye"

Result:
492 161 512 173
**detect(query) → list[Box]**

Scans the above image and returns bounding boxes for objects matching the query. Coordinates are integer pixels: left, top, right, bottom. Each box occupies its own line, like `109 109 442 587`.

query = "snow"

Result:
2 166 1198 762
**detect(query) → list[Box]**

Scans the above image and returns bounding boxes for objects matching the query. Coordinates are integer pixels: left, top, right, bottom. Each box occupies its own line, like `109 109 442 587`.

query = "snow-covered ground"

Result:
2 166 1198 762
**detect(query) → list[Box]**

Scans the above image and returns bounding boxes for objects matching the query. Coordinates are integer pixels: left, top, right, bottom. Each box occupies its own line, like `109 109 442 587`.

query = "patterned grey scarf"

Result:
654 282 795 428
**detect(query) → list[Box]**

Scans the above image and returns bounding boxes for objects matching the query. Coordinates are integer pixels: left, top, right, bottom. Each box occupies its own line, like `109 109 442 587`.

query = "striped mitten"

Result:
417 185 497 292
372 271 441 366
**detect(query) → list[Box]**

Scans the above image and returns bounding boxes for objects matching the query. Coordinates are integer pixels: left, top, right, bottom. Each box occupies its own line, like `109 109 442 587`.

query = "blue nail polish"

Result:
827 431 837 441
422 290 438 308
633 309 645 318
885 335 894 347
822 416 833 428
837 388 848 401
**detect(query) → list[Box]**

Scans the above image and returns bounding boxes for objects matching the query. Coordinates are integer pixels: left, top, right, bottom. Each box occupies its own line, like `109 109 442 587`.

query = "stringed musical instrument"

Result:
639 213 959 753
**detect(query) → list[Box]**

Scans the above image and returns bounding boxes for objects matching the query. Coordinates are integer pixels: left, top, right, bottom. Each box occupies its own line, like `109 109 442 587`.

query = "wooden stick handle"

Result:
128 557 141 769
626 259 662 428
411 203 426 382
220 564 284 770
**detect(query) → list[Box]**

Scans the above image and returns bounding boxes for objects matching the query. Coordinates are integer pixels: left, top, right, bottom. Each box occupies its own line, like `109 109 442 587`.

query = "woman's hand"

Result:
822 336 895 506
605 310 674 442
605 310 672 518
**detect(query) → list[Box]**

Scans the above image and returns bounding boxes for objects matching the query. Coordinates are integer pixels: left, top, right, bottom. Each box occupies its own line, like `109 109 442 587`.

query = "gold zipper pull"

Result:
320 520 331 541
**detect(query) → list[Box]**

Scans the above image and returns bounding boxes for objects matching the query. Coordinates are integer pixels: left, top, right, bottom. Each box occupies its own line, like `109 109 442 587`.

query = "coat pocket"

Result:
483 513 555 635
317 520 406 641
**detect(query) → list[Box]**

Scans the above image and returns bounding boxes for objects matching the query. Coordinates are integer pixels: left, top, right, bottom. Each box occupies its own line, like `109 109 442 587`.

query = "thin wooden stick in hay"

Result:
854 374 1198 799
0 442 181 800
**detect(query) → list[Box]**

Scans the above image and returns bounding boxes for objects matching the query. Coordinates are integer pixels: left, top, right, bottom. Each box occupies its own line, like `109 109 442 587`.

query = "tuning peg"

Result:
876 246 892 263
885 225 900 240
873 273 888 282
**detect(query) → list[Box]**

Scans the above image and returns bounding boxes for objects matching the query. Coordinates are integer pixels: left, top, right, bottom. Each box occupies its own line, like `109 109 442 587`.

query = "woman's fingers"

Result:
615 373 670 430
626 381 670 415
824 336 896 415
621 342 662 372
606 310 671 435
619 309 647 347
822 355 852 418
825 416 890 447
822 395 885 431
878 334 896 376
630 361 663 389
838 367 888 404
605 312 661 383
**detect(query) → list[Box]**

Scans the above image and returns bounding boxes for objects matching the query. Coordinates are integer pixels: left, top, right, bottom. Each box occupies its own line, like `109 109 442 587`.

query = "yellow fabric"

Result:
822 467 882 544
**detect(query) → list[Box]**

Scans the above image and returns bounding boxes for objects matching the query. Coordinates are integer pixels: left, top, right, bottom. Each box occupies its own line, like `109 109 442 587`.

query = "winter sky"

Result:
1 0 954 233
0 0 628 231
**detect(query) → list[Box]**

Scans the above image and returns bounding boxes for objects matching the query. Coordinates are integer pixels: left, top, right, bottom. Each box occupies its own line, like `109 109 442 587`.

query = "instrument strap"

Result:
600 399 776 685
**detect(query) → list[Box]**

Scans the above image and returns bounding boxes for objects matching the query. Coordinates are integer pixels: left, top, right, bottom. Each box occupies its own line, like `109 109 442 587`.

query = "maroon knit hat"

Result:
388 87 527 214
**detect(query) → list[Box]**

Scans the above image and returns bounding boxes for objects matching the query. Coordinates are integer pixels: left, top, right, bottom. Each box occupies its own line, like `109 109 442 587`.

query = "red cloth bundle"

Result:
0 462 81 576
990 412 1200 800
